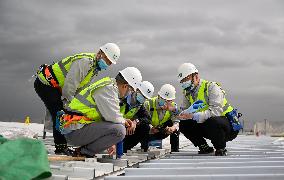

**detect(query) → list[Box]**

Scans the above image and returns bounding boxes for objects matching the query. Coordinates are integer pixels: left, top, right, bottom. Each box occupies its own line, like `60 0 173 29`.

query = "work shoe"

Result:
72 147 94 158
171 149 179 152
215 149 227 156
54 147 75 156
171 148 179 152
198 144 214 154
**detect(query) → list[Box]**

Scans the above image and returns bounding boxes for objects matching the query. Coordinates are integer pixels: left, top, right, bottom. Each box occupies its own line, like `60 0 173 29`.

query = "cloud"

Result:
0 0 284 128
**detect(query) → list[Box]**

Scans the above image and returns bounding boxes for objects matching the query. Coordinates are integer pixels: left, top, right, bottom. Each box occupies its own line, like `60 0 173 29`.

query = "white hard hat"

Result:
177 63 198 82
100 43 120 64
119 67 142 90
138 81 154 99
158 84 176 100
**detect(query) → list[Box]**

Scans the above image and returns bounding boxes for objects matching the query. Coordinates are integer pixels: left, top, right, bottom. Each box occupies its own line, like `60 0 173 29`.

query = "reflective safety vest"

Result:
146 96 174 127
120 103 140 119
38 53 97 89
185 80 234 116
64 77 113 125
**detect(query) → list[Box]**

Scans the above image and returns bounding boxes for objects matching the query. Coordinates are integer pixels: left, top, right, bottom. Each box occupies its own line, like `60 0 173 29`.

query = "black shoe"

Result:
54 147 75 156
72 147 94 158
198 144 214 154
143 148 149 152
215 149 227 156
171 148 179 152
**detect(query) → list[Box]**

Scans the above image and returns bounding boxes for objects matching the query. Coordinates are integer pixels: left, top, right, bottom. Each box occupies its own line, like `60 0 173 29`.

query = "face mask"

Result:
182 80 195 91
125 90 132 105
136 92 146 104
158 98 166 107
97 59 108 70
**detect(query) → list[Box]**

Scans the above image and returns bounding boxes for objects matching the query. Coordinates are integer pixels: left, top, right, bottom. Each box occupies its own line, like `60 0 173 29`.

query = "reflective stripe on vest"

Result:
185 80 234 116
66 77 113 124
120 103 139 119
60 114 91 129
37 70 50 85
147 96 172 127
51 53 97 88
36 64 60 88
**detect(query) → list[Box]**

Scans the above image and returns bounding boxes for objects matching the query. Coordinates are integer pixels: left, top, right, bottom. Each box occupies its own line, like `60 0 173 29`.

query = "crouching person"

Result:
144 84 180 152
177 63 240 156
56 67 142 157
122 81 154 153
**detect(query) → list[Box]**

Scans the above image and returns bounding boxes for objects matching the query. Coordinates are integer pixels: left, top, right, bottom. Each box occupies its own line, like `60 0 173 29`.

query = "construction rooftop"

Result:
44 134 284 180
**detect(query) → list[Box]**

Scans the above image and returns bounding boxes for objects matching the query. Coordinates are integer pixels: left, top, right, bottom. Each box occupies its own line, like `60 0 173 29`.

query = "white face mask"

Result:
181 80 194 90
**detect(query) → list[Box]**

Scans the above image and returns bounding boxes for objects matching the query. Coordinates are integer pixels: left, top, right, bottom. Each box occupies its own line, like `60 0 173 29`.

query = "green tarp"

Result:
0 135 51 180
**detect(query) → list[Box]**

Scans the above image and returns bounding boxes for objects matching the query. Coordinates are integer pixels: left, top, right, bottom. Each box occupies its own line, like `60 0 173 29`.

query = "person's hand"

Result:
126 120 137 135
107 145 116 155
165 126 176 134
160 101 174 111
124 119 133 127
150 127 160 134
176 113 194 120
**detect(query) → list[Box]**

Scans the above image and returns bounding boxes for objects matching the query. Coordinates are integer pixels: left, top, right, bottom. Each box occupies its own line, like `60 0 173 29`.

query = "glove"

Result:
182 100 205 114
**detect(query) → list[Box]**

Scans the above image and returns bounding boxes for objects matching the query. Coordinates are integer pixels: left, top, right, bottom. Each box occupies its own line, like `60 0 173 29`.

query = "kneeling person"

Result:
144 84 180 152
177 63 240 156
57 67 142 157
122 81 154 152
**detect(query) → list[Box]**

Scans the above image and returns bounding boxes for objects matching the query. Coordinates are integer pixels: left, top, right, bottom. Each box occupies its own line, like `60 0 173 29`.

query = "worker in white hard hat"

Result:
121 81 155 152
176 63 240 156
56 67 142 157
144 84 180 152
34 43 120 155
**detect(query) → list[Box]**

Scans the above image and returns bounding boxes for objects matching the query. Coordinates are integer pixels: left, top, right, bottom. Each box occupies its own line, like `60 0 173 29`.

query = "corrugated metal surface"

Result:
44 135 284 179
3 122 283 179
44 134 191 179
105 135 284 180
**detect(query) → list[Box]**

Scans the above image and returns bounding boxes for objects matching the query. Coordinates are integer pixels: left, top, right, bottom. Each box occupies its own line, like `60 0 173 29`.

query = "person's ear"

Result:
193 74 197 82
123 84 128 89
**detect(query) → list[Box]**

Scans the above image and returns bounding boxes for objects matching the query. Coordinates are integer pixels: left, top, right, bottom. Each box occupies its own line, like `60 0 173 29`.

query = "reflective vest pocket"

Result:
55 110 91 134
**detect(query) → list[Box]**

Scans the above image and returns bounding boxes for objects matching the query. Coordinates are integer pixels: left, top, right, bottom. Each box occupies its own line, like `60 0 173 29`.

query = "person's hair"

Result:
191 72 198 78
115 73 128 85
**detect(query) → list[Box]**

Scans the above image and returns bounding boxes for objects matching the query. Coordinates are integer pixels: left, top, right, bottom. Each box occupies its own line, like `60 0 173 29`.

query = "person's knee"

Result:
112 124 126 141
138 123 150 132
227 131 239 141
205 117 219 126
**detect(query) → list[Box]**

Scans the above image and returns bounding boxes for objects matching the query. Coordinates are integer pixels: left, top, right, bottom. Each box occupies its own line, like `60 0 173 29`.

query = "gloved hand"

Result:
182 100 205 114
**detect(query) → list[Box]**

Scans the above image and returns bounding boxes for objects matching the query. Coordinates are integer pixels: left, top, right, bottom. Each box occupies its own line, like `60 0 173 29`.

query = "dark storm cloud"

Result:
0 0 284 128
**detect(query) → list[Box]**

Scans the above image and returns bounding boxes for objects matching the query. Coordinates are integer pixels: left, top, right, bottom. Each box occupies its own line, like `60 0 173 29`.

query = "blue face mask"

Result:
97 59 109 70
125 91 132 105
136 92 146 104
182 80 194 90
158 98 166 107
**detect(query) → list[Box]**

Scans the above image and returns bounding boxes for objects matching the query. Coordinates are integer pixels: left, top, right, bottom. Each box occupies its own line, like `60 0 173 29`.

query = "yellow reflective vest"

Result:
145 96 175 127
38 53 97 88
64 77 113 125
185 80 234 116
120 103 140 119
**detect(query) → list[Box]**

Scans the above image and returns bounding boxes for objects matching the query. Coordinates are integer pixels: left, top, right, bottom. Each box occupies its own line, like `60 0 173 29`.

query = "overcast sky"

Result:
0 0 283 129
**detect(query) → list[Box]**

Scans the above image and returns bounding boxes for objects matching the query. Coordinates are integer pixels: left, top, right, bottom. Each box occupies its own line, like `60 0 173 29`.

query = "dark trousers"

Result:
34 78 67 146
123 123 150 153
179 116 238 150
147 120 180 151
